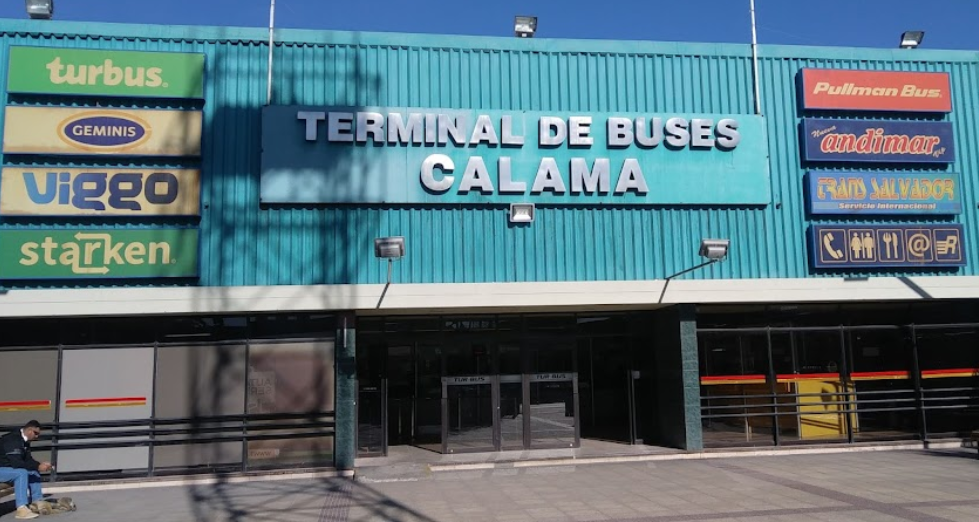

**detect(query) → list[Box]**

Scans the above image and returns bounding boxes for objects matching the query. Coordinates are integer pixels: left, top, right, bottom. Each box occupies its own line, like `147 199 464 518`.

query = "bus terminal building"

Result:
0 18 976 479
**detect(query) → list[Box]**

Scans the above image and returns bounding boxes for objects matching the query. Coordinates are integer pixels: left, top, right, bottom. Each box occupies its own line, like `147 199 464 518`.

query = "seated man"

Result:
0 420 54 520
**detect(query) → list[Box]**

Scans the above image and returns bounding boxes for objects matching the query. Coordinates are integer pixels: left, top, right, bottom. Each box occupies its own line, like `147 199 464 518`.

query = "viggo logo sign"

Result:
0 168 201 217
7 47 205 99
0 229 199 279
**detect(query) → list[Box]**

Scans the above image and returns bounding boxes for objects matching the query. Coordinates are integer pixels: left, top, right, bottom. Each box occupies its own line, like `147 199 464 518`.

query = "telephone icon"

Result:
822 232 844 260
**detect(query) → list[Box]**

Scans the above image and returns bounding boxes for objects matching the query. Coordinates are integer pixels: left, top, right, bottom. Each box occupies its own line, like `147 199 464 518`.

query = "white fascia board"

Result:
1 276 978 318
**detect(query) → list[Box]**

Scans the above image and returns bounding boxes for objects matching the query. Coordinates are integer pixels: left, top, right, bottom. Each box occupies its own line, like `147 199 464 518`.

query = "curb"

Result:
43 468 354 494
426 440 967 472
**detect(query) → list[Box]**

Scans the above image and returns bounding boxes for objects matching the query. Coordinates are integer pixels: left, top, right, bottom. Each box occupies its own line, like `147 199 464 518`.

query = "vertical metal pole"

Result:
51 344 64 483
749 0 763 115
242 340 250 472
909 325 927 441
840 327 854 444
266 0 275 106
148 341 158 476
766 327 780 446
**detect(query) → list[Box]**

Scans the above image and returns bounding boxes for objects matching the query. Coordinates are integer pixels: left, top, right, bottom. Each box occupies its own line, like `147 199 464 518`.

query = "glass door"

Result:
442 376 498 453
499 374 525 450
526 339 579 449
528 372 578 448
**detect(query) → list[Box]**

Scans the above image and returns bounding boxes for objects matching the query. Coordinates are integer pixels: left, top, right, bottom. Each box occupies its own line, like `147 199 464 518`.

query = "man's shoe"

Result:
14 506 39 519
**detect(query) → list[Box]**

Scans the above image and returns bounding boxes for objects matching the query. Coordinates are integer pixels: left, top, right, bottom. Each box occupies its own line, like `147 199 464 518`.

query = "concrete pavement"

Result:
1 446 977 522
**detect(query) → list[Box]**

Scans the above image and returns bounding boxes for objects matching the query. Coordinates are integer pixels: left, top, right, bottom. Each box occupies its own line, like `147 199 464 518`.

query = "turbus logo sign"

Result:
7 47 205 99
0 168 201 216
0 229 199 279
46 57 163 88
57 112 151 152
800 69 951 112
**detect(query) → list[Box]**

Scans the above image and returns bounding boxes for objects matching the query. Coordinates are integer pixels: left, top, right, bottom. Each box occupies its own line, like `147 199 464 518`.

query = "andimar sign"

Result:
2 106 202 157
0 168 201 217
802 119 954 163
260 106 771 205
7 47 205 99
800 69 951 112
0 228 199 279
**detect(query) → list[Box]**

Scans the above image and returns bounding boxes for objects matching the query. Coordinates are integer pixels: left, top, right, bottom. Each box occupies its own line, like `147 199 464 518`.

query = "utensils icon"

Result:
881 232 899 259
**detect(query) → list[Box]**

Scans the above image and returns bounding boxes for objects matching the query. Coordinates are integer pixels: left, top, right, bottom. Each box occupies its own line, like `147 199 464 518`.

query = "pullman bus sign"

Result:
799 69 952 113
260 106 772 206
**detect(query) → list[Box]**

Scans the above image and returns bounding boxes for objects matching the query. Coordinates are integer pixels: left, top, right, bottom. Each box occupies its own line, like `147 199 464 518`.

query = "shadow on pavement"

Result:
187 476 437 522
914 447 979 461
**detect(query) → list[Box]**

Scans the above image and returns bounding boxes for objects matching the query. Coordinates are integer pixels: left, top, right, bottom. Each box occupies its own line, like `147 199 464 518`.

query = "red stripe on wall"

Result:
777 373 839 380
922 368 979 377
700 374 766 382
65 397 146 405
0 400 51 408
851 370 909 379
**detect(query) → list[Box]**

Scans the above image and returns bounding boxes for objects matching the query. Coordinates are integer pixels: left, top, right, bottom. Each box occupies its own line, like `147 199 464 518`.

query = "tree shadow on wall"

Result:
150 27 396 522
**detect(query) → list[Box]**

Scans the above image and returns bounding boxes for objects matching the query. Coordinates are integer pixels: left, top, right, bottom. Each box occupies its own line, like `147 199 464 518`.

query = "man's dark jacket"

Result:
0 430 40 471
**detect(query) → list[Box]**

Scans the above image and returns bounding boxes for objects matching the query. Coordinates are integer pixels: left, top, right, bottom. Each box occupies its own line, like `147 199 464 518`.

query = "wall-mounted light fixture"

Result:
899 31 924 49
374 236 405 309
698 239 731 261
514 16 537 38
374 236 405 260
509 203 535 223
658 238 732 303
25 0 53 19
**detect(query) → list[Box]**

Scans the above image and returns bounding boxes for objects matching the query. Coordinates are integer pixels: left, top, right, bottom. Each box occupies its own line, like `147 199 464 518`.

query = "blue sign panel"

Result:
807 172 961 215
801 119 954 163
260 106 772 205
810 224 965 268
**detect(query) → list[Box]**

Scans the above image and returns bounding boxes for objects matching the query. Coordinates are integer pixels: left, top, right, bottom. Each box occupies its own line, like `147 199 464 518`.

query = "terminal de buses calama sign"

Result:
800 69 952 112
7 47 205 99
260 106 772 205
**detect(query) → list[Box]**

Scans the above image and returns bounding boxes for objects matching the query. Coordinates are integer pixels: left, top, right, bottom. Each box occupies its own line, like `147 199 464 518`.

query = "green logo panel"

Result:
7 47 205 98
0 228 199 279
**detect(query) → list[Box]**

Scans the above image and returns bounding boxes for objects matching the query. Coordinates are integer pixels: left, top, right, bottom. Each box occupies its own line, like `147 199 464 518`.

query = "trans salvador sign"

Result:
259 106 771 205
807 171 961 215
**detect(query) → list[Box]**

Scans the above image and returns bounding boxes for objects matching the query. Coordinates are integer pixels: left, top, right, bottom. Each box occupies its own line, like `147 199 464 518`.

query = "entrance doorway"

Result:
442 372 579 453
356 313 655 456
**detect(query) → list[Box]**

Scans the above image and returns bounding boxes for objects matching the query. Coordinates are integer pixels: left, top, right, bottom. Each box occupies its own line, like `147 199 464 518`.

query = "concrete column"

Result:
651 304 702 450
334 312 357 470
677 303 703 451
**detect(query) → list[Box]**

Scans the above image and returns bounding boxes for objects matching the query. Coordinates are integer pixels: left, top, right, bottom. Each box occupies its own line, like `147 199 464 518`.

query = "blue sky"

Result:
1 0 977 50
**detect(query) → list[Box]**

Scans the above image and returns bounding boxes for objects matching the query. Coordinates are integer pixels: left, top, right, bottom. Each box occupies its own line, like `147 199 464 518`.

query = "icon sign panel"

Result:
810 225 965 268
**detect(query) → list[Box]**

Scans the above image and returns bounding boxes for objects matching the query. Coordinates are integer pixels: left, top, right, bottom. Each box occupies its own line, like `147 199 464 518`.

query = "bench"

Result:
0 481 12 499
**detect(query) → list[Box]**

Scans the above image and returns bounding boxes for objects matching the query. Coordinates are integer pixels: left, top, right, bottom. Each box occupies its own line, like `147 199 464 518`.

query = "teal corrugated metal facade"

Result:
0 20 977 288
